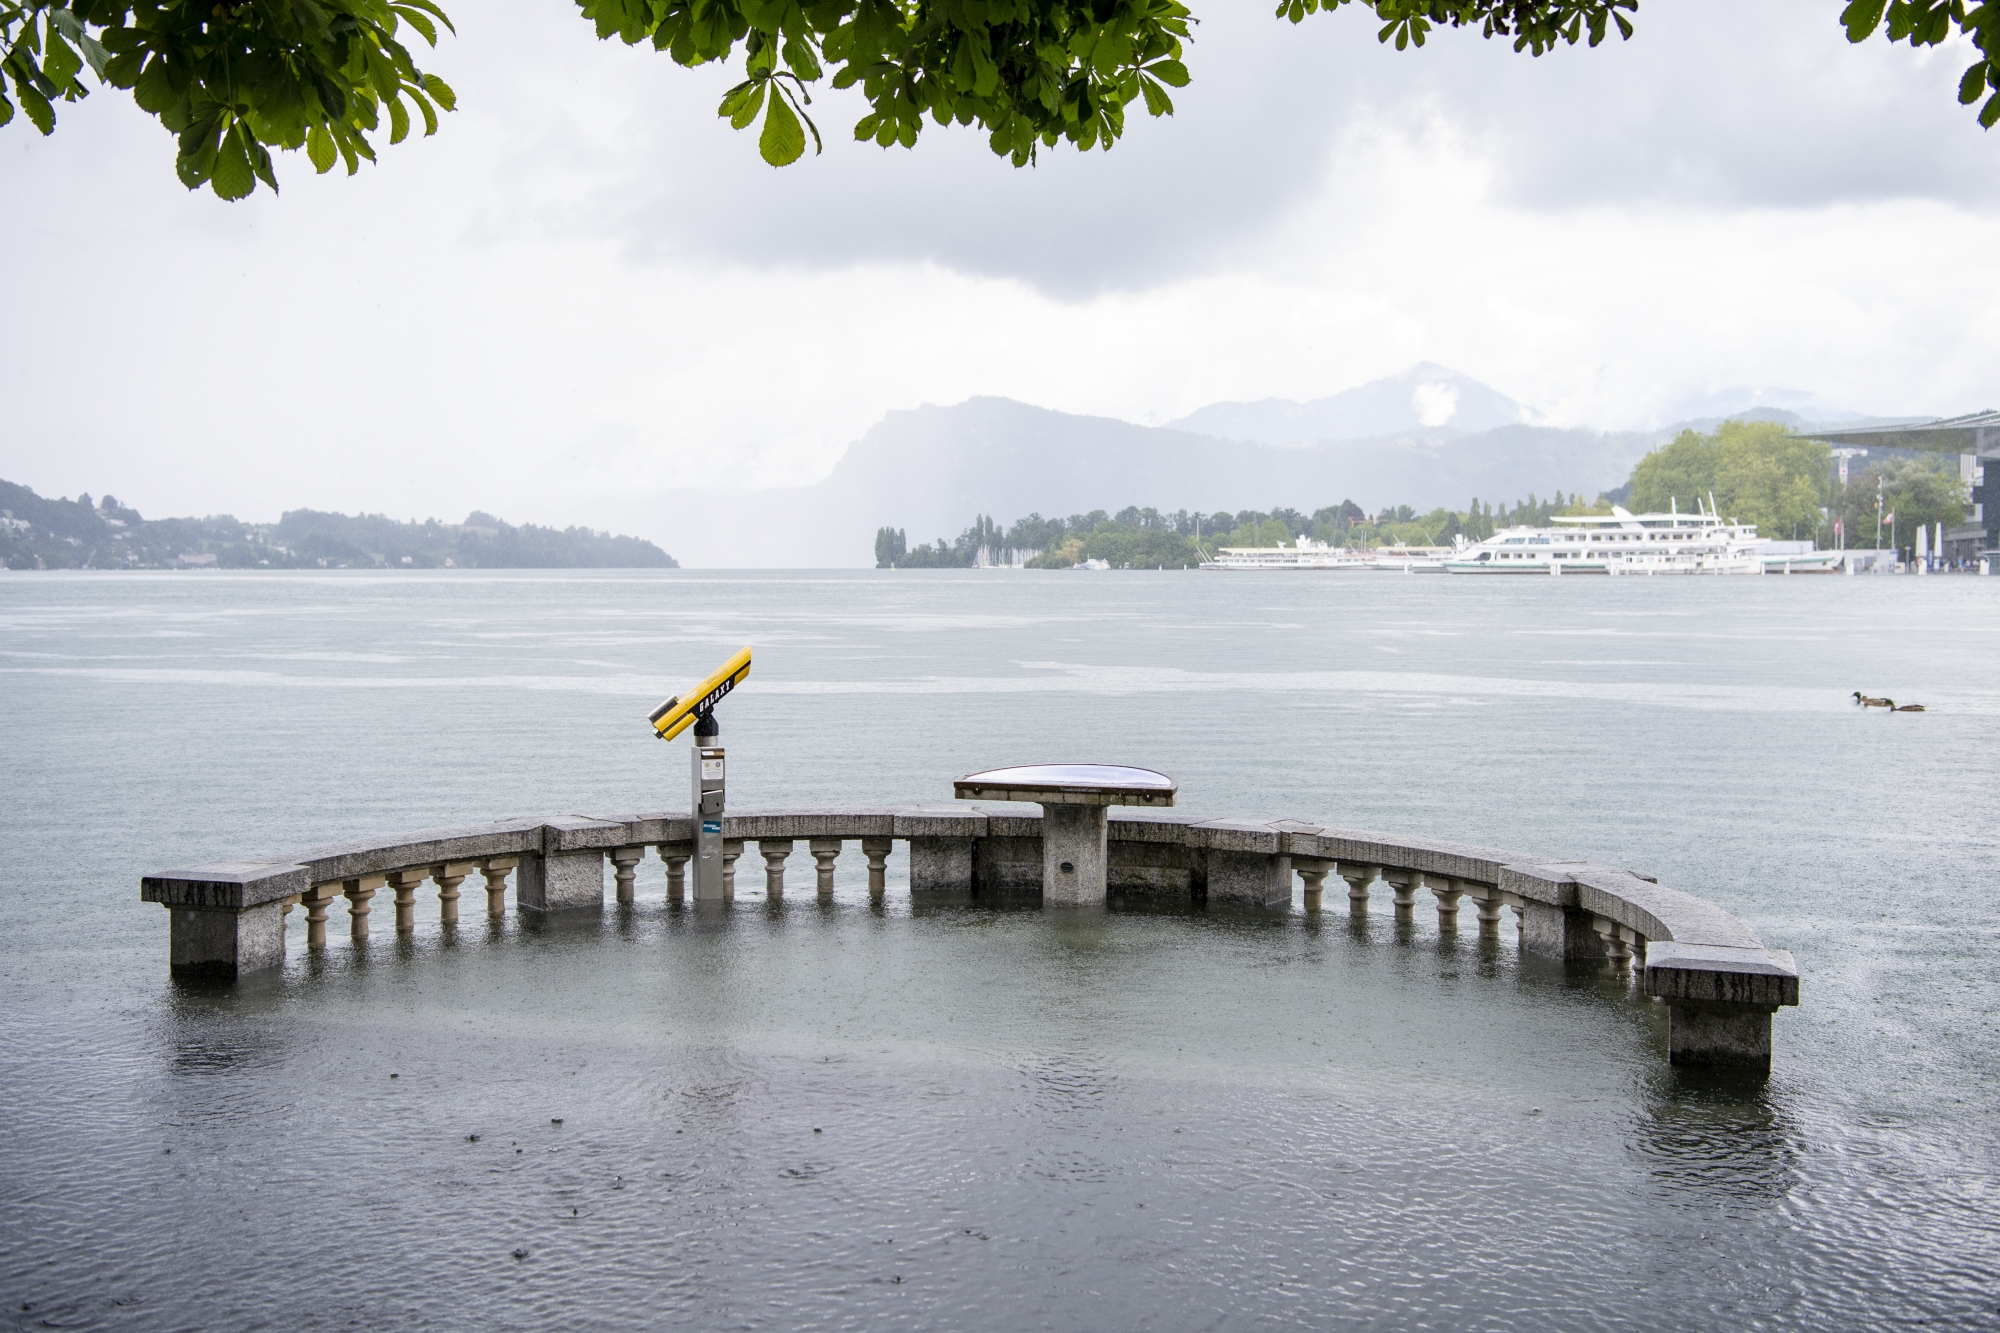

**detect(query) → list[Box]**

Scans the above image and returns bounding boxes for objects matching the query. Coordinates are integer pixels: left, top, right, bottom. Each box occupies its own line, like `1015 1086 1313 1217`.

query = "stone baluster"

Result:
432 863 469 927
479 858 515 918
862 836 892 901
722 840 743 901
759 839 794 899
1591 914 1618 961
1471 884 1505 939
1622 926 1646 966
1502 892 1525 940
809 839 841 901
1383 868 1419 923
1295 858 1331 912
658 843 691 903
609 847 645 906
1339 864 1379 915
1592 917 1633 974
387 868 428 935
302 884 340 949
1428 875 1465 932
343 875 383 942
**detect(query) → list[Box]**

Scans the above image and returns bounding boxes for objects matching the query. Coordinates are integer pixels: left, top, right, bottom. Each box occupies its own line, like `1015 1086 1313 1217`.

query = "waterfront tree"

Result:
1833 456 1967 553
1628 420 1835 541
4 2 1993 200
873 525 908 567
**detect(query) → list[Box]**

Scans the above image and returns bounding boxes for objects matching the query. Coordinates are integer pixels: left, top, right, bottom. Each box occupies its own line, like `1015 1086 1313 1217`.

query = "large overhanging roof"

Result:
1801 411 2000 455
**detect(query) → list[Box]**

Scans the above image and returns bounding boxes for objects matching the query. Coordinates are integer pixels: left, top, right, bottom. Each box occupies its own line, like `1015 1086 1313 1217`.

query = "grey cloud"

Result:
558 0 1996 296
1394 0 1998 212
586 8 1346 297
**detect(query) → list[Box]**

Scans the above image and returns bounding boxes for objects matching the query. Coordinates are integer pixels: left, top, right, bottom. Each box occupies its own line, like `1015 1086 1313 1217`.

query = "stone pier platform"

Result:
142 803 1800 1075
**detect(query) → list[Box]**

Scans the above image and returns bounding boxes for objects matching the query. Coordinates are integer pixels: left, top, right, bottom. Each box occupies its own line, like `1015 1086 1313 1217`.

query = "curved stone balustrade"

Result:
141 804 1799 1073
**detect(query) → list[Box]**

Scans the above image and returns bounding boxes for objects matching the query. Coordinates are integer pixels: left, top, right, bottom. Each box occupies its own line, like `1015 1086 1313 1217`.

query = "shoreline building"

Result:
1805 411 1997 564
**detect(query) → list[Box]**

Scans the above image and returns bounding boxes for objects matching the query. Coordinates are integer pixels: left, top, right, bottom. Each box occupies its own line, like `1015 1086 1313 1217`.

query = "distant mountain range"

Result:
7 366 1914 570
0 481 677 570
648 398 1655 566
635 366 1915 566
1166 363 1531 444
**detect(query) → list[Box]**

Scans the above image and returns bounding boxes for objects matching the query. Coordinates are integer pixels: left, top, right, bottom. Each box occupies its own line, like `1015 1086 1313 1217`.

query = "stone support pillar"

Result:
609 847 645 906
721 840 743 902
809 839 841 901
432 863 470 927
170 901 286 977
1591 916 1633 974
303 884 339 948
1383 868 1419 923
141 862 308 980
479 858 515 918
1470 885 1505 939
862 837 892 901
386 868 429 935
1339 864 1379 915
343 875 383 942
1042 805 1110 906
1643 943 1799 1075
1520 900 1607 962
1295 858 1332 912
908 837 974 894
515 850 606 914
657 843 691 902
1206 850 1292 907
759 840 794 899
1429 876 1465 932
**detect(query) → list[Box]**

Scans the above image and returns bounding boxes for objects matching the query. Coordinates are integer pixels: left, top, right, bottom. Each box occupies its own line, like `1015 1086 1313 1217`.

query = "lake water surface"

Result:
2 569 1996 1331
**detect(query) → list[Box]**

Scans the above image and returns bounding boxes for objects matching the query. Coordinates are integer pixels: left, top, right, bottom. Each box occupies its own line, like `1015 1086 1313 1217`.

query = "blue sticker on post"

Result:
702 820 722 834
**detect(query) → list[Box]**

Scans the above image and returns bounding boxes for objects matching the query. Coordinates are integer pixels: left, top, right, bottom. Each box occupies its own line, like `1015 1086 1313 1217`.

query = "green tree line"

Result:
0 479 677 569
1627 419 1968 550
875 492 1600 569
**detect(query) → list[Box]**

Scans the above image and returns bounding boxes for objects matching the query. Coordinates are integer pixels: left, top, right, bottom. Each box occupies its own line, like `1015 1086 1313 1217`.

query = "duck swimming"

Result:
1853 692 1893 708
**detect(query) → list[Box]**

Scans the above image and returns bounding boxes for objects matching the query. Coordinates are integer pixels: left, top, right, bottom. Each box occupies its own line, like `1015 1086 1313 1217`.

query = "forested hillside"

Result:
0 482 676 570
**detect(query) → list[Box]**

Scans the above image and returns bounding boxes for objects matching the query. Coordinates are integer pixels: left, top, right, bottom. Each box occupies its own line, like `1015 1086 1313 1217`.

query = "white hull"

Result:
1445 506 1848 576
1201 558 1377 571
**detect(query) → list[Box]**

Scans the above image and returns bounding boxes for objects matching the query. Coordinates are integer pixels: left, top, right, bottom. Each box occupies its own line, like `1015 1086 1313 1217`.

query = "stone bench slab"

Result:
142 861 309 910
1644 943 1800 1007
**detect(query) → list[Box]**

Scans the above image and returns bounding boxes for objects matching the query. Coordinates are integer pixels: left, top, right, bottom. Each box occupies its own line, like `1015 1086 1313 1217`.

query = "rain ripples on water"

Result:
2 569 1996 1330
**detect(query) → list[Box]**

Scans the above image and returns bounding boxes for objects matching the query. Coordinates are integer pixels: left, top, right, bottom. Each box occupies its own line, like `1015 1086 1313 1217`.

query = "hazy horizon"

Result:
5 0 1996 558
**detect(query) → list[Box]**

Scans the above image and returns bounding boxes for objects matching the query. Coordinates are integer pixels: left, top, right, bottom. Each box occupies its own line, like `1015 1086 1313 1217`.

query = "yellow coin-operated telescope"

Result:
648 647 752 902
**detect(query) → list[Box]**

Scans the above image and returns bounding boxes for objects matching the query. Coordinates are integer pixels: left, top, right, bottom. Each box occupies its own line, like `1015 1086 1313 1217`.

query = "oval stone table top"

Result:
953 764 1178 807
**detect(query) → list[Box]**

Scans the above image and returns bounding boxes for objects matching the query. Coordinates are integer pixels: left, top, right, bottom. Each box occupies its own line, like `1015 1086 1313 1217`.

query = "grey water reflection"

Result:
6 570 2000 1330
1633 1078 1797 1204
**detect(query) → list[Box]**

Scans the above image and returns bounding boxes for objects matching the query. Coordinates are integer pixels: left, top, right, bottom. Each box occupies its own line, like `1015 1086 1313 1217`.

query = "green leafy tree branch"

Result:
2 0 458 197
4 0 1995 199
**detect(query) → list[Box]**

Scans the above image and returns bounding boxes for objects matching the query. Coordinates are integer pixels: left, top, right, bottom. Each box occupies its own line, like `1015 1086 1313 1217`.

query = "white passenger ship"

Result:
1442 505 1846 575
1200 536 1375 570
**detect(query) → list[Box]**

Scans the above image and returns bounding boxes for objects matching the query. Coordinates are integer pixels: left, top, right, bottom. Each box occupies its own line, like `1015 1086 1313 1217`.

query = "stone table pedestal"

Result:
953 764 1177 907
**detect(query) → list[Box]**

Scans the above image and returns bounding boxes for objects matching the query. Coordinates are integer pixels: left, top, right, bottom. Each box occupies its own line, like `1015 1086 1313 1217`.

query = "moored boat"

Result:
1442 505 1848 575
1200 536 1375 570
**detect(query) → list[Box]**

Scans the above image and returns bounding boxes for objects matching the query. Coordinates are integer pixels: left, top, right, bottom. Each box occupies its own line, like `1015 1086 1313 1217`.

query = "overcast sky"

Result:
3 0 1996 542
